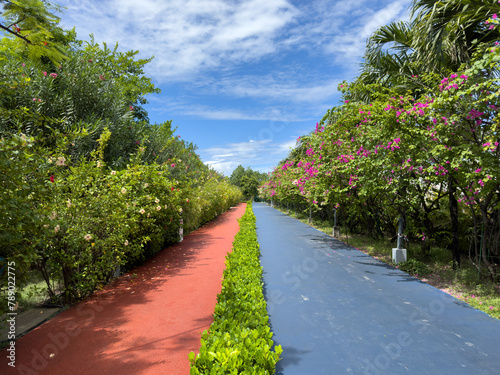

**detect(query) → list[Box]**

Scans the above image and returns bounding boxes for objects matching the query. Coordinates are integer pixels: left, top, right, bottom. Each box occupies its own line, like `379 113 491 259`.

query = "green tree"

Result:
240 175 259 197
0 0 68 63
229 165 246 186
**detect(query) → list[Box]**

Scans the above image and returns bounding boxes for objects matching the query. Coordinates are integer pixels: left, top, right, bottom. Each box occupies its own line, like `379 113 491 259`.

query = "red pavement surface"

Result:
1 203 247 375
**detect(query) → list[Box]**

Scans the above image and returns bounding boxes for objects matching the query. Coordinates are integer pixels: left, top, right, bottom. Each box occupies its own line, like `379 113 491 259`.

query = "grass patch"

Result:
272 204 500 320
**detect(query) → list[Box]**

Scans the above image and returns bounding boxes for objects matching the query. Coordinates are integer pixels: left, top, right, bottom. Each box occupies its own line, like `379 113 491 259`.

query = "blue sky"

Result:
55 0 411 176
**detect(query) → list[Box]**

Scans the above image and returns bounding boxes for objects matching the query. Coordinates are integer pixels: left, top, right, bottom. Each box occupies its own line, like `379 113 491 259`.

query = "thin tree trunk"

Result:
449 176 460 269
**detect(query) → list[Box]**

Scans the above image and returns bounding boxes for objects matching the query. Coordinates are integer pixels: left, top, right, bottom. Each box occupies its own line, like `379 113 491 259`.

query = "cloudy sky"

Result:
55 0 411 176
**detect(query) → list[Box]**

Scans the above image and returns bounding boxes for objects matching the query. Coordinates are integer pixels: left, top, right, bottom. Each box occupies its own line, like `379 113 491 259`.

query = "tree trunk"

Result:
480 206 497 280
449 176 460 269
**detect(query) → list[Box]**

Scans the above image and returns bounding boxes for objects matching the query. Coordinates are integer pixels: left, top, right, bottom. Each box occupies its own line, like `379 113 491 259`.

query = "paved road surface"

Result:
254 202 500 375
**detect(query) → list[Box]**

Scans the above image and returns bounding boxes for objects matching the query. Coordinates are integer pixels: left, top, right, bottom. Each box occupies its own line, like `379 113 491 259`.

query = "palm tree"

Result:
358 0 500 93
411 0 500 72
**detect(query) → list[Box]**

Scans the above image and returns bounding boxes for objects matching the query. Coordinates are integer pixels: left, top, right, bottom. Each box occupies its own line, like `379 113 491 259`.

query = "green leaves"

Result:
190 203 281 374
0 0 68 64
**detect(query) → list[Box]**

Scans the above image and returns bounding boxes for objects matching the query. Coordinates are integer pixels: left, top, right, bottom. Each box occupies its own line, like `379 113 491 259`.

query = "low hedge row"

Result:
189 202 282 374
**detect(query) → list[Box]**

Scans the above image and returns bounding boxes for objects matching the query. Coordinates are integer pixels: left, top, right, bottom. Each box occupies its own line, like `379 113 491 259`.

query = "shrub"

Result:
189 203 282 374
397 259 431 277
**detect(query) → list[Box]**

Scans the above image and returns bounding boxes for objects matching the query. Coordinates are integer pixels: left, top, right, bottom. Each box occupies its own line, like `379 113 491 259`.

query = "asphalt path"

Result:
254 203 500 375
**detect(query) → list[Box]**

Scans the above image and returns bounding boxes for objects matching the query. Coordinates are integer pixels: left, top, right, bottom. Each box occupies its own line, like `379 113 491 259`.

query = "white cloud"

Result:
202 138 297 175
216 76 342 104
58 0 299 82
58 0 410 82
323 0 412 63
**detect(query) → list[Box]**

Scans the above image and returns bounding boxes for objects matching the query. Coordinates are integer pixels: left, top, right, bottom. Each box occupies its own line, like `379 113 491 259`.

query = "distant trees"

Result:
229 165 268 197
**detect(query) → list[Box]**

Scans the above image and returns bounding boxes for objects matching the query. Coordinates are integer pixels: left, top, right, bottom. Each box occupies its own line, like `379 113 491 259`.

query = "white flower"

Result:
54 225 60 233
97 161 101 168
144 183 149 188
84 234 92 241
124 240 129 246
56 156 66 166
179 208 183 213
111 170 116 175
139 208 145 214
155 198 160 204
156 206 161 211
121 188 126 194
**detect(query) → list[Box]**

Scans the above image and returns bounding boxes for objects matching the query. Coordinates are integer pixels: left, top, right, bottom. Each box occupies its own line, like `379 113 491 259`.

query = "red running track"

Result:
1 203 246 375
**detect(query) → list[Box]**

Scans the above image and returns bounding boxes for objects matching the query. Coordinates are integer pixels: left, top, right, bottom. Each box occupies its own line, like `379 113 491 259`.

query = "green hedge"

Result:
189 202 282 374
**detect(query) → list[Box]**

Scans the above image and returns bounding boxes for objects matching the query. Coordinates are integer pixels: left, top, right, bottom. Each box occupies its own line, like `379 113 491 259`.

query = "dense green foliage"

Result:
261 2 500 280
0 2 242 313
189 203 282 374
229 165 268 198
0 0 68 64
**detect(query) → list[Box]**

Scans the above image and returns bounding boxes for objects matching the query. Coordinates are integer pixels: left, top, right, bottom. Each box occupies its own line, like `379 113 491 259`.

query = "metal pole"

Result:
179 217 184 242
397 218 403 249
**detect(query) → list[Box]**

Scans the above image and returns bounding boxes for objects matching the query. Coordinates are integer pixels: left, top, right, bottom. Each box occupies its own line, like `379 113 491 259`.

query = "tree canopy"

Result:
229 165 268 197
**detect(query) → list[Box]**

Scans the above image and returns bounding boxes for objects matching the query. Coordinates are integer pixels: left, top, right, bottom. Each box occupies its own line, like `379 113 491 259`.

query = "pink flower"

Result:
42 71 47 76
475 168 481 173
49 73 57 78
493 14 498 19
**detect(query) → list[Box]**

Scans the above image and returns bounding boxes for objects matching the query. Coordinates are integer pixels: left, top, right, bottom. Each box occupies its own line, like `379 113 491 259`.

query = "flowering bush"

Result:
261 45 500 276
0 28 244 308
